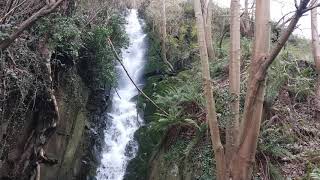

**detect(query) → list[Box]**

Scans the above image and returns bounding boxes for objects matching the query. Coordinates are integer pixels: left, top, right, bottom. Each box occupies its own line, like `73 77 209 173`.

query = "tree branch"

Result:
0 0 65 50
240 0 312 143
0 0 27 24
107 37 169 116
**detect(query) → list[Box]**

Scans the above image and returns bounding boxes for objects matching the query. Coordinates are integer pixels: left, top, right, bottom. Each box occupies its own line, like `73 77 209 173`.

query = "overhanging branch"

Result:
0 0 65 50
107 37 169 116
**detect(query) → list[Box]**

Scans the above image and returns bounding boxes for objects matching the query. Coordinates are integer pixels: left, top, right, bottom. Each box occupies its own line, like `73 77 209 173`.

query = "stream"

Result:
96 9 146 180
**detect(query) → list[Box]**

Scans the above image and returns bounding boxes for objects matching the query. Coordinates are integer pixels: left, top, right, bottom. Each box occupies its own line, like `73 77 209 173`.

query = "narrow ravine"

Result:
96 9 146 180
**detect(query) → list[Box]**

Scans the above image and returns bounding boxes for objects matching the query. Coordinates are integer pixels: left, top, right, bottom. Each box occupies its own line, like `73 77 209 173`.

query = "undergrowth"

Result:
127 3 318 180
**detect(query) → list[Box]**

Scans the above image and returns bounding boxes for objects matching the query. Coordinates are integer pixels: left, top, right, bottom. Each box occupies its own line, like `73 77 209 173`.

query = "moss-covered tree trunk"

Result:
161 0 174 71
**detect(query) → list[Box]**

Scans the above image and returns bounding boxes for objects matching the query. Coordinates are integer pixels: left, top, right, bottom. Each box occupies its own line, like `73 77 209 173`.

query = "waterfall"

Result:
96 9 146 180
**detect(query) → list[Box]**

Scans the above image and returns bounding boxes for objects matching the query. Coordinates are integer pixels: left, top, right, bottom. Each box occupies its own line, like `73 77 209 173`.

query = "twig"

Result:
0 0 65 50
107 37 169 116
114 87 122 100
0 0 27 24
302 2 320 13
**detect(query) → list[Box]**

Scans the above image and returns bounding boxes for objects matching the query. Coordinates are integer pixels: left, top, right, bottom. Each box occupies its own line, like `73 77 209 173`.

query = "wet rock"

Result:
86 87 111 113
125 140 138 158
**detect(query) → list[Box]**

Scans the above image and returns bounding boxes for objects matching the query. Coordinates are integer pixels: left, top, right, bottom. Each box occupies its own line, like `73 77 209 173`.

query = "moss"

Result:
60 110 87 177
145 135 216 180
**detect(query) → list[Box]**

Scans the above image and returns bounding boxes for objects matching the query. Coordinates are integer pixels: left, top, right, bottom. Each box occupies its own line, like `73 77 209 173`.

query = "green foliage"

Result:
310 168 320 180
191 142 215 180
210 57 228 79
33 11 128 88
268 162 285 180
241 37 252 63
183 124 207 157
146 68 204 132
266 42 315 104
164 139 190 162
150 111 200 133
34 14 82 57
50 16 82 56
180 2 195 18
216 38 229 59
166 17 198 67
144 31 166 74
0 31 9 41
79 14 128 88
143 1 198 71
82 26 116 85
155 73 203 107
258 121 295 160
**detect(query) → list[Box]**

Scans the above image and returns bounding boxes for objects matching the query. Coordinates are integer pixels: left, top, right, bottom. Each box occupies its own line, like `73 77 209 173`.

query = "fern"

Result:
311 168 320 180
183 123 207 158
268 163 285 180
258 125 294 159
150 108 200 132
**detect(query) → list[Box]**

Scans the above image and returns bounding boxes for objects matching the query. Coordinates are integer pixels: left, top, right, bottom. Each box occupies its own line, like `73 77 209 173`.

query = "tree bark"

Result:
203 0 215 61
160 0 174 71
311 0 320 119
0 0 65 50
243 0 250 36
231 0 311 179
226 0 240 172
231 0 270 179
194 0 226 180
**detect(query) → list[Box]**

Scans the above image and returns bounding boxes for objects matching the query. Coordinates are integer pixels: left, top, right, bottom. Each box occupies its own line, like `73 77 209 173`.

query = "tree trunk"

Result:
203 0 215 61
230 0 310 179
231 0 270 179
193 0 226 179
133 0 136 8
161 0 174 71
226 0 240 172
38 35 60 128
243 0 250 36
311 0 320 119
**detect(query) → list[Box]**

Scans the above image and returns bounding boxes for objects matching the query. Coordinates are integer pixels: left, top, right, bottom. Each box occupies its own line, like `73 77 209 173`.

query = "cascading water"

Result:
96 9 146 180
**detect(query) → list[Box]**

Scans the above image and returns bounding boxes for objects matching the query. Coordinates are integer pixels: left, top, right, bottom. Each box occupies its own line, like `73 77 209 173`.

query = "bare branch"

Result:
295 0 299 9
107 37 169 116
0 0 27 24
0 0 65 50
302 3 320 13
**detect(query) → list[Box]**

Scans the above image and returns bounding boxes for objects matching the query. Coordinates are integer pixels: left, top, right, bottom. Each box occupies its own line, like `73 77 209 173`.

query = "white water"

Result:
96 9 146 180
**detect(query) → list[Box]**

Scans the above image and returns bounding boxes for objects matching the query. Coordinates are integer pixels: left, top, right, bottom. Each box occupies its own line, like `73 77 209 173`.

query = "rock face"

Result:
0 61 112 180
40 69 112 180
40 67 89 180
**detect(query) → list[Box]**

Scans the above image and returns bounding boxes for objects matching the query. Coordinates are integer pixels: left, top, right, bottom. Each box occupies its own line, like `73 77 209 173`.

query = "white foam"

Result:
96 9 146 180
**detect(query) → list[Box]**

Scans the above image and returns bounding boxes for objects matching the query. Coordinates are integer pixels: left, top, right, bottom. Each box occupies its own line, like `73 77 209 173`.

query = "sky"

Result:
214 0 318 38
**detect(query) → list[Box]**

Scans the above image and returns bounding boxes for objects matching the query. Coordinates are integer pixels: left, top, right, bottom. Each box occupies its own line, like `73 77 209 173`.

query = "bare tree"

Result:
231 0 313 179
231 0 270 178
203 0 215 61
311 0 320 119
193 0 226 179
193 0 314 179
226 0 240 171
160 0 174 71
241 0 251 36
